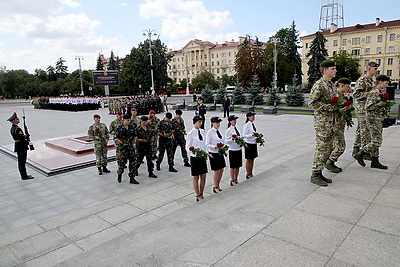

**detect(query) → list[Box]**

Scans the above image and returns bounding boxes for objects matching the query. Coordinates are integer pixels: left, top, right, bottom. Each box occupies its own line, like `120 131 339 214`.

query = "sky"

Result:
0 0 399 73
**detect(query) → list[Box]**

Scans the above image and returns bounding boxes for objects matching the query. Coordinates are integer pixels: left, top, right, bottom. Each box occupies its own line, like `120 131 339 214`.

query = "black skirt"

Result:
209 152 226 171
244 143 258 159
229 150 242 169
190 156 208 176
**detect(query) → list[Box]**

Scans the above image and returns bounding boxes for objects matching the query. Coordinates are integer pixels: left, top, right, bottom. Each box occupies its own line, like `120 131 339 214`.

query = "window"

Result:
305 43 308 49
389 46 395 53
173 58 176 62
377 35 383 42
352 37 360 44
228 52 232 57
364 60 370 66
388 58 393 65
333 40 338 46
204 62 207 67
365 48 370 55
351 49 360 56
342 39 347 46
216 53 219 58
217 61 220 66
332 51 337 55
212 54 214 59
325 41 329 47
204 54 207 59
390 33 395 41
212 61 214 66
366 36 371 43
376 59 381 65
217 69 220 74
377 47 382 54
377 70 380 75
387 70 392 76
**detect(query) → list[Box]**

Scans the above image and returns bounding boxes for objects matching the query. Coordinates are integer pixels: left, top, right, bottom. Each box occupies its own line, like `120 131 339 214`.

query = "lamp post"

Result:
75 56 84 96
271 37 280 90
143 29 157 95
184 49 190 95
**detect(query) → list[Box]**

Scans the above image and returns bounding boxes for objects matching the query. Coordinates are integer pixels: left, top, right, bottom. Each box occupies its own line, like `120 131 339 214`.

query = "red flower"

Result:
216 142 223 148
189 146 195 151
232 134 237 139
383 93 389 99
253 132 259 137
143 134 146 138
95 128 100 131
344 101 352 106
119 139 125 142
331 97 339 105
158 130 163 133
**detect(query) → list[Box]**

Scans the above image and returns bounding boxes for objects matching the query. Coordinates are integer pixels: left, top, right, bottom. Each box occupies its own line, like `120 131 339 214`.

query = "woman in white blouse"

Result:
206 116 226 193
225 115 242 186
243 111 258 179
186 115 207 201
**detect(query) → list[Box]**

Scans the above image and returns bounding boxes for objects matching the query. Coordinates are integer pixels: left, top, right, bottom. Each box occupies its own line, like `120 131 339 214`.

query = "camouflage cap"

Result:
376 74 390 82
337 78 352 85
320 60 335 68
368 61 379 68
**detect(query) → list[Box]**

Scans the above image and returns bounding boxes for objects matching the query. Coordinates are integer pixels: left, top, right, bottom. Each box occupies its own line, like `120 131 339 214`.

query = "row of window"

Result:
331 46 396 56
168 66 234 77
169 60 235 70
171 51 237 62
363 58 395 66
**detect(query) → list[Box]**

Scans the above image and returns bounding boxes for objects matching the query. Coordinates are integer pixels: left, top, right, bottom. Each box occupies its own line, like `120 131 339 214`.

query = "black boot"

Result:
320 172 332 183
21 175 34 180
354 149 366 167
310 171 328 187
325 159 342 173
148 172 157 178
130 176 139 184
156 162 161 171
102 166 111 173
371 157 388 169
98 167 103 175
363 153 373 161
352 147 360 157
117 173 122 183
169 166 178 172
184 161 191 167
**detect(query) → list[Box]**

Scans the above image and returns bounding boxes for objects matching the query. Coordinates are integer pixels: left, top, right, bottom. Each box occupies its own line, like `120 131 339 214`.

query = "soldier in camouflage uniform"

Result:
148 110 160 160
354 74 390 169
156 112 178 172
88 114 111 175
309 60 337 187
136 116 157 178
352 61 379 158
172 110 191 167
130 108 140 128
109 111 123 162
326 78 352 173
114 114 139 184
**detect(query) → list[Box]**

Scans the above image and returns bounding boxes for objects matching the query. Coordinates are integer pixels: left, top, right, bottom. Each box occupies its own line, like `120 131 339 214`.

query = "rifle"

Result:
22 109 35 151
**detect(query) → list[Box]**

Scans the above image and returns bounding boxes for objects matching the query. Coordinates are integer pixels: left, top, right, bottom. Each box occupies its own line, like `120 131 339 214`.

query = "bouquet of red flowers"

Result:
158 129 172 138
216 142 229 156
253 132 265 146
379 93 395 116
233 134 247 148
329 96 355 128
189 146 208 160
119 138 134 150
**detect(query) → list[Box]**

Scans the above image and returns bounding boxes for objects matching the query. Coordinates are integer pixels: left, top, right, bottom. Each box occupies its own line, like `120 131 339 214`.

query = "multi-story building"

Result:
168 38 243 84
301 18 400 84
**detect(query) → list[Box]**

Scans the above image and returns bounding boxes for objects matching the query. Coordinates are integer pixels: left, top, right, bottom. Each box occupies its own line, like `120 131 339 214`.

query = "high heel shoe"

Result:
196 193 203 202
230 179 238 186
230 180 233 186
213 187 219 193
246 174 253 179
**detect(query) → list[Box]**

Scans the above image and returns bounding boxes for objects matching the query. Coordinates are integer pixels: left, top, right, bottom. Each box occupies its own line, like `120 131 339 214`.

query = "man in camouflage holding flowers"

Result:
308 60 337 187
156 112 178 172
88 114 110 175
354 74 391 169
172 109 191 167
148 110 160 160
135 116 157 178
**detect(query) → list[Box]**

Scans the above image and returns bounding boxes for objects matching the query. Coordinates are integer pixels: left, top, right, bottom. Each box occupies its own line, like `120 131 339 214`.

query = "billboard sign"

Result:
92 70 119 85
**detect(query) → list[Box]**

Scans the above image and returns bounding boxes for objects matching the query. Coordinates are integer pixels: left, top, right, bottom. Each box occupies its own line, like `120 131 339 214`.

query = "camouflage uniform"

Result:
109 118 122 162
156 119 174 168
148 116 160 158
353 75 373 148
171 117 189 165
136 126 155 173
88 122 109 168
364 88 385 157
309 78 337 172
115 124 137 179
329 93 346 162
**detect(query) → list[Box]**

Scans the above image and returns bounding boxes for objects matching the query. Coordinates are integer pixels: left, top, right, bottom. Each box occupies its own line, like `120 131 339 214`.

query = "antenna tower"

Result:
319 0 344 31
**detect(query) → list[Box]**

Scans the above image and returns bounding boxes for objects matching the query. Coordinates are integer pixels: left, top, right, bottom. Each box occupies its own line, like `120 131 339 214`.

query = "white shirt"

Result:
206 127 224 153
225 125 241 151
186 127 207 157
243 121 257 144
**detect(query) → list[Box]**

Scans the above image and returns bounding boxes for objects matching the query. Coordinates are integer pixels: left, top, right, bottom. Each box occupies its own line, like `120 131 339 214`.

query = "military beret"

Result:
7 112 17 122
192 115 203 124
149 110 156 114
93 114 101 118
131 108 136 111
376 74 390 82
337 78 352 85
175 109 183 115
165 112 173 119
227 115 239 121
246 111 256 117
123 114 131 120
210 116 222 123
117 111 122 115
320 60 336 68
198 97 204 101
368 61 379 68
140 116 148 121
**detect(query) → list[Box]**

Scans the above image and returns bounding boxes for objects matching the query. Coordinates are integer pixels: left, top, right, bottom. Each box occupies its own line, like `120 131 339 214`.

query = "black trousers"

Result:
137 145 154 172
17 149 28 179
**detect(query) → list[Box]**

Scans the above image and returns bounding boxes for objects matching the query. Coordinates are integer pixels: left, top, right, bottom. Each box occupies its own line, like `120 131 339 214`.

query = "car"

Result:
350 82 356 91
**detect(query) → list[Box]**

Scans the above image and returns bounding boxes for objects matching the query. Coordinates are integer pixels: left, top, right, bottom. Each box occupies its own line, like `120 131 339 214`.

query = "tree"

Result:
201 86 214 103
267 86 281 106
220 74 236 87
214 83 226 104
55 57 68 79
306 31 328 89
331 50 361 81
46 65 57 81
285 75 305 106
191 70 219 91
0 69 37 98
231 86 246 104
96 54 104 70
246 75 264 105
108 50 118 70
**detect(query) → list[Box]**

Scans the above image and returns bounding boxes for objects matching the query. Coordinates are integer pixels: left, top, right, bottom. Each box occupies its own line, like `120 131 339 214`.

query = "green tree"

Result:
214 83 226 104
191 70 219 91
201 86 214 103
267 87 281 106
220 74 236 87
306 31 328 89
55 57 68 79
108 50 118 70
246 75 264 105
46 65 57 81
285 75 305 106
331 50 361 81
0 69 37 98
231 86 246 104
96 54 104 70
261 42 290 90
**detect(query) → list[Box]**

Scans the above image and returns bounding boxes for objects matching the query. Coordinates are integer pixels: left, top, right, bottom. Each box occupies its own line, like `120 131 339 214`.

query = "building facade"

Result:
167 38 243 84
301 18 400 83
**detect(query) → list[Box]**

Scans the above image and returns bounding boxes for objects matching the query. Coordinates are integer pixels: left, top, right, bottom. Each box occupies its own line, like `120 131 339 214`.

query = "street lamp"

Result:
143 29 157 95
75 56 84 96
271 37 280 90
183 49 190 95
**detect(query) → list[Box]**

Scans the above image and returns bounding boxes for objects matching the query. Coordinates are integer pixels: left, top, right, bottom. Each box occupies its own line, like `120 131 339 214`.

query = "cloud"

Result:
0 0 80 16
120 2 129 7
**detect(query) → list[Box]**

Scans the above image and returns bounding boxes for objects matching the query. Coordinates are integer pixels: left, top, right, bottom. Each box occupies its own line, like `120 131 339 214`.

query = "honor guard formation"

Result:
32 96 101 111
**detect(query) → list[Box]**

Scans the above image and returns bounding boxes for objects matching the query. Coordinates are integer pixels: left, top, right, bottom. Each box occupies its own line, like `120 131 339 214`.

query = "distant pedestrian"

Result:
196 97 207 129
88 114 110 175
222 94 231 118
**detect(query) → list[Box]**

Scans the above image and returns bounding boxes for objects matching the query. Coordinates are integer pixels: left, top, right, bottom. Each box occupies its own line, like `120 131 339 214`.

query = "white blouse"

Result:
225 126 241 151
186 127 207 157
243 121 257 144
206 127 224 153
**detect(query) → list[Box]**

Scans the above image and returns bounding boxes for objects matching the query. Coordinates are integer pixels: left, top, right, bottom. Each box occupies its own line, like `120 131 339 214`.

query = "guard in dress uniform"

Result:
135 116 157 178
172 109 191 167
8 112 34 180
196 97 207 129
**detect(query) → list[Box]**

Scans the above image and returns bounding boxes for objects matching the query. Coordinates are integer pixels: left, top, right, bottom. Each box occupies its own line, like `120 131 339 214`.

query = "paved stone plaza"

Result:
0 100 400 266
